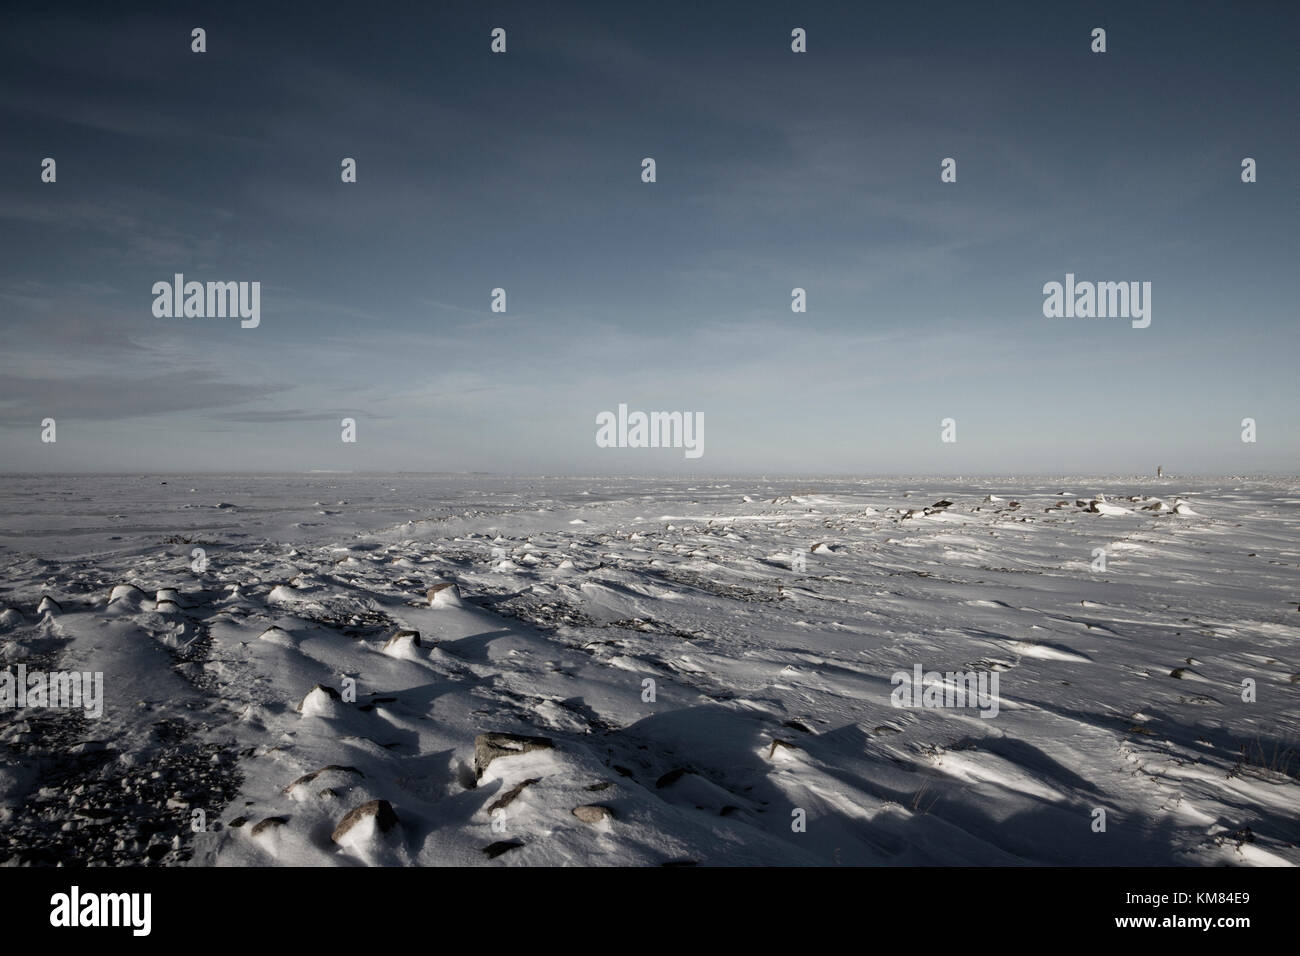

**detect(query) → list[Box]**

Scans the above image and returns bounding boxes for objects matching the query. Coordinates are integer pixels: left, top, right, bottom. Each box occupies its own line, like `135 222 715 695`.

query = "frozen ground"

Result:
0 474 1297 866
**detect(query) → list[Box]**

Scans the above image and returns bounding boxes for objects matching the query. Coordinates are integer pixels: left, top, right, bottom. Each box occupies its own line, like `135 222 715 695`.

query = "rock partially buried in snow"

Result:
298 684 344 717
249 816 290 838
473 732 554 778
267 584 299 603
426 581 462 607
248 816 292 857
258 625 294 646
768 738 800 759
331 799 400 847
108 583 147 606
656 768 687 788
389 628 422 646
285 765 364 799
37 596 61 615
382 629 423 660
0 608 21 629
572 804 613 824
155 588 181 612
487 777 540 812
1173 500 1199 516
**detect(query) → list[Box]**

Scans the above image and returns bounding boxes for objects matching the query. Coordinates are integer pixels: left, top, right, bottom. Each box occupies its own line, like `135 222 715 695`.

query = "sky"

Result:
0 0 1296 475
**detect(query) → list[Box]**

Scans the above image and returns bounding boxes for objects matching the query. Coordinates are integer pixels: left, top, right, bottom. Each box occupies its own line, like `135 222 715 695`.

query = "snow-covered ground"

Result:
1 474 1297 866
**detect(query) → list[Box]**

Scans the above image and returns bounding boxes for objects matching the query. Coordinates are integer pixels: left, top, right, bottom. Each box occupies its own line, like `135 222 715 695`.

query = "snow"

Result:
0 474 1296 866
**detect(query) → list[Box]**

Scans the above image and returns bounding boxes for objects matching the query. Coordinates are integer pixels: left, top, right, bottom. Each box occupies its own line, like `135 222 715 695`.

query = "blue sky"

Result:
1 1 1296 474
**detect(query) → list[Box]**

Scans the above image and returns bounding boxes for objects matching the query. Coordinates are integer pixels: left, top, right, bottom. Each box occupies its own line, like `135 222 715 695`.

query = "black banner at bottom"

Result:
0 865 1281 943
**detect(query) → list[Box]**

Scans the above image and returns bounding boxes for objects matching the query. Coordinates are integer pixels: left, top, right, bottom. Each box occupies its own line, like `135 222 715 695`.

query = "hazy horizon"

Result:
1 469 1295 480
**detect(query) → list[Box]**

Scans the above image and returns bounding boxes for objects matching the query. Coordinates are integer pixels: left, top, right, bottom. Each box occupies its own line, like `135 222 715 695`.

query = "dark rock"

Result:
250 816 290 837
487 777 541 812
482 840 523 859
331 799 399 843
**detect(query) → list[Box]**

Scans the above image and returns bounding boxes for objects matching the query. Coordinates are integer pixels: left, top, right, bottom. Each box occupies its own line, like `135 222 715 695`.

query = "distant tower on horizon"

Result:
1157 465 1163 477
